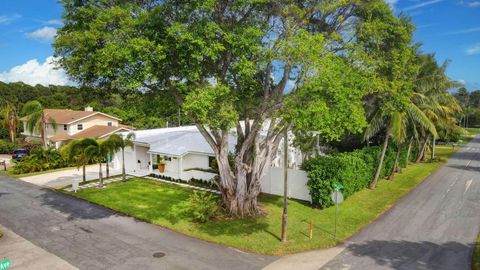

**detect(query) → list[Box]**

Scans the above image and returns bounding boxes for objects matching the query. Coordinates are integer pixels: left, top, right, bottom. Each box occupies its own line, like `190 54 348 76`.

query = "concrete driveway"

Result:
20 165 121 188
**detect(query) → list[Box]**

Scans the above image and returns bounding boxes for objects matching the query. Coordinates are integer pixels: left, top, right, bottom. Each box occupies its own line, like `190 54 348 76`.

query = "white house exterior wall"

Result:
182 153 211 170
70 114 119 133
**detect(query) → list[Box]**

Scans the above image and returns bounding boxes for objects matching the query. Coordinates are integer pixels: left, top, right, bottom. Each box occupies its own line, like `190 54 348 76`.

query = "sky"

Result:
0 0 479 90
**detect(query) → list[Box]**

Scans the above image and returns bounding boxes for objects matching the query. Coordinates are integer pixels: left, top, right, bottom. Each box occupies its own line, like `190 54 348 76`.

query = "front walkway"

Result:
0 224 77 270
19 165 121 188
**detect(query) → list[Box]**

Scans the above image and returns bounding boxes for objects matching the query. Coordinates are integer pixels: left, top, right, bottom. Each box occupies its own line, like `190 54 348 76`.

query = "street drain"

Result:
153 252 165 258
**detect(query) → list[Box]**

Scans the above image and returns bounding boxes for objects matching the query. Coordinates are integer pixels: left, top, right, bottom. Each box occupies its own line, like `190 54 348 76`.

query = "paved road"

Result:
321 137 480 270
0 175 274 270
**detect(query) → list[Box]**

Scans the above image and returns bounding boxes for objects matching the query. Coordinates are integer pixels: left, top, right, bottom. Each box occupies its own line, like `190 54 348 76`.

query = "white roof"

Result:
126 126 236 157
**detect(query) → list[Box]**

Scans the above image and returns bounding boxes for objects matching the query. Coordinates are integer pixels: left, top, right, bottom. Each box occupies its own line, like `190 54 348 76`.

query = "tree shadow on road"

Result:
447 164 480 173
38 188 118 221
324 240 474 270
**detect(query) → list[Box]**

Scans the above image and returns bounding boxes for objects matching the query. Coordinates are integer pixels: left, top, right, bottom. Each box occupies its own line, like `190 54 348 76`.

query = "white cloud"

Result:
458 79 466 85
385 0 399 9
0 14 21 25
465 1 480 7
403 0 444 11
46 19 63 26
26 26 57 42
0 56 72 86
466 44 480 55
446 26 480 35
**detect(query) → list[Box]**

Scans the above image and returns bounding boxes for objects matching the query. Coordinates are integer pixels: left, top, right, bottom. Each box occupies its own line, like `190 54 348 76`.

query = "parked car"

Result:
12 148 28 161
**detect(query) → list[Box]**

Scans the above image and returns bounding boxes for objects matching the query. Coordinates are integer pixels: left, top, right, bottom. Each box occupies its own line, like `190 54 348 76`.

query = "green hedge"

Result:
0 140 18 154
303 144 414 208
12 147 69 174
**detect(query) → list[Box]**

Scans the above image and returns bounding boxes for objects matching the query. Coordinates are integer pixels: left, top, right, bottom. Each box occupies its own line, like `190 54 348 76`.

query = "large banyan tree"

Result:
54 0 386 216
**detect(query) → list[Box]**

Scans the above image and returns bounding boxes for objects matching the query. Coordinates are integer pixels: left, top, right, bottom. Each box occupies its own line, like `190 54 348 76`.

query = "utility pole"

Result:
178 108 181 126
281 128 288 242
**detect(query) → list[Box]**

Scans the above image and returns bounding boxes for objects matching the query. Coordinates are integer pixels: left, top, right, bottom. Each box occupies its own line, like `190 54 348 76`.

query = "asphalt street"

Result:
321 136 480 270
0 175 275 270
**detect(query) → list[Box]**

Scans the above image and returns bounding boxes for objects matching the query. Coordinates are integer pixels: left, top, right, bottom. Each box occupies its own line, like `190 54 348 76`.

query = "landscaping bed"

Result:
66 143 459 255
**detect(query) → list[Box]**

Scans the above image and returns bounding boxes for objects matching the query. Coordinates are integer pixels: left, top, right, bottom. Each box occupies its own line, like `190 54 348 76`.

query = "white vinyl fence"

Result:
260 167 311 202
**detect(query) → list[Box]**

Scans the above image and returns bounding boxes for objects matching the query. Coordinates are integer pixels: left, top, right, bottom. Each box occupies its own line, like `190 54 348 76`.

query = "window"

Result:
77 124 83 130
107 122 113 126
63 125 67 131
208 156 216 168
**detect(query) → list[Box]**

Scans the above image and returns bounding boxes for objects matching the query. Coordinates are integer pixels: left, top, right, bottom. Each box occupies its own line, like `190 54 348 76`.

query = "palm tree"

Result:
412 54 462 161
102 138 118 179
108 133 135 181
68 139 98 183
365 102 437 188
82 139 109 188
20 101 56 147
2 103 17 143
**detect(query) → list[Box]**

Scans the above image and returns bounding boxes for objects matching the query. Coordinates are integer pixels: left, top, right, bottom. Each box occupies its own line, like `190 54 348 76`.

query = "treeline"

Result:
453 87 480 128
0 82 184 140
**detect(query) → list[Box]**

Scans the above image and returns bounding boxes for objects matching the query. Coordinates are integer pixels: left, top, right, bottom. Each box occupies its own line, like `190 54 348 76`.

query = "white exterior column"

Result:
178 156 183 180
133 144 137 173
149 153 153 173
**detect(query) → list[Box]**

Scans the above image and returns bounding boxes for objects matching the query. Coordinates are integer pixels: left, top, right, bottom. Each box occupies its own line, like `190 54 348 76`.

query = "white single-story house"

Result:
111 124 312 201
111 126 236 181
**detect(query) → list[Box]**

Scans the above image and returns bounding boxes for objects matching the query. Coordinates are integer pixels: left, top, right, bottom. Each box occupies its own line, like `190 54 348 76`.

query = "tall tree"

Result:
2 103 18 143
355 1 420 188
55 0 371 215
20 101 57 147
107 133 135 181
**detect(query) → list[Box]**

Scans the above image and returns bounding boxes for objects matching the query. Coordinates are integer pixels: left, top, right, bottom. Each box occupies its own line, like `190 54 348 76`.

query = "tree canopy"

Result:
54 0 462 216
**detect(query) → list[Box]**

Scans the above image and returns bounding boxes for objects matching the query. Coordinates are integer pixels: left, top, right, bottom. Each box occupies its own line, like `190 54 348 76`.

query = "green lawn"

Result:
474 233 480 270
68 144 460 255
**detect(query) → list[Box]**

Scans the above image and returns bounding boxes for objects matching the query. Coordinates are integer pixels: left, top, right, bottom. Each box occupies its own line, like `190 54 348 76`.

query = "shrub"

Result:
304 143 413 208
185 191 220 223
0 140 18 154
12 147 68 174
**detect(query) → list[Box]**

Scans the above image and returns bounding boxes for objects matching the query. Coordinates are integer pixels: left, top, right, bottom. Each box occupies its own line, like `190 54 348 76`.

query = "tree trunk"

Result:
416 138 429 163
122 148 126 181
369 134 389 189
431 137 436 160
388 143 402 180
98 163 103 188
82 165 86 183
41 115 47 148
9 127 15 143
405 139 413 168
281 129 288 242
106 155 110 178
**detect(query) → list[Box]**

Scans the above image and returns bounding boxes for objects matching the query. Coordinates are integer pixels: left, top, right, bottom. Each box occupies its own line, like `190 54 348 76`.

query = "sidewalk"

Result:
262 245 345 270
0 225 77 270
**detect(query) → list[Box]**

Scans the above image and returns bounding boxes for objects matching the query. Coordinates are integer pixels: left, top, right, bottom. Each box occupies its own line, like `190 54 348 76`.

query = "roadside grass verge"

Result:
67 145 459 255
474 233 480 270
0 166 78 178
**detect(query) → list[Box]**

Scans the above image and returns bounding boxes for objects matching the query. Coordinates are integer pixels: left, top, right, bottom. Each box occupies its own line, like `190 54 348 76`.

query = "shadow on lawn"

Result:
323 240 474 270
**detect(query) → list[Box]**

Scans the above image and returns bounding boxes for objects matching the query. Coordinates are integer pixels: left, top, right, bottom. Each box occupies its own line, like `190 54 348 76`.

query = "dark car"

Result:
12 148 28 161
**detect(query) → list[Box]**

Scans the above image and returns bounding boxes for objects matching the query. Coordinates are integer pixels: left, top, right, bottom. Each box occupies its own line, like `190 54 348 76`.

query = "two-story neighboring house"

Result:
20 106 132 149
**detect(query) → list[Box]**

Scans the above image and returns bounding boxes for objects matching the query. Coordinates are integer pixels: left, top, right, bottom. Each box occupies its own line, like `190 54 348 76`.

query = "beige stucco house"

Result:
20 106 132 149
